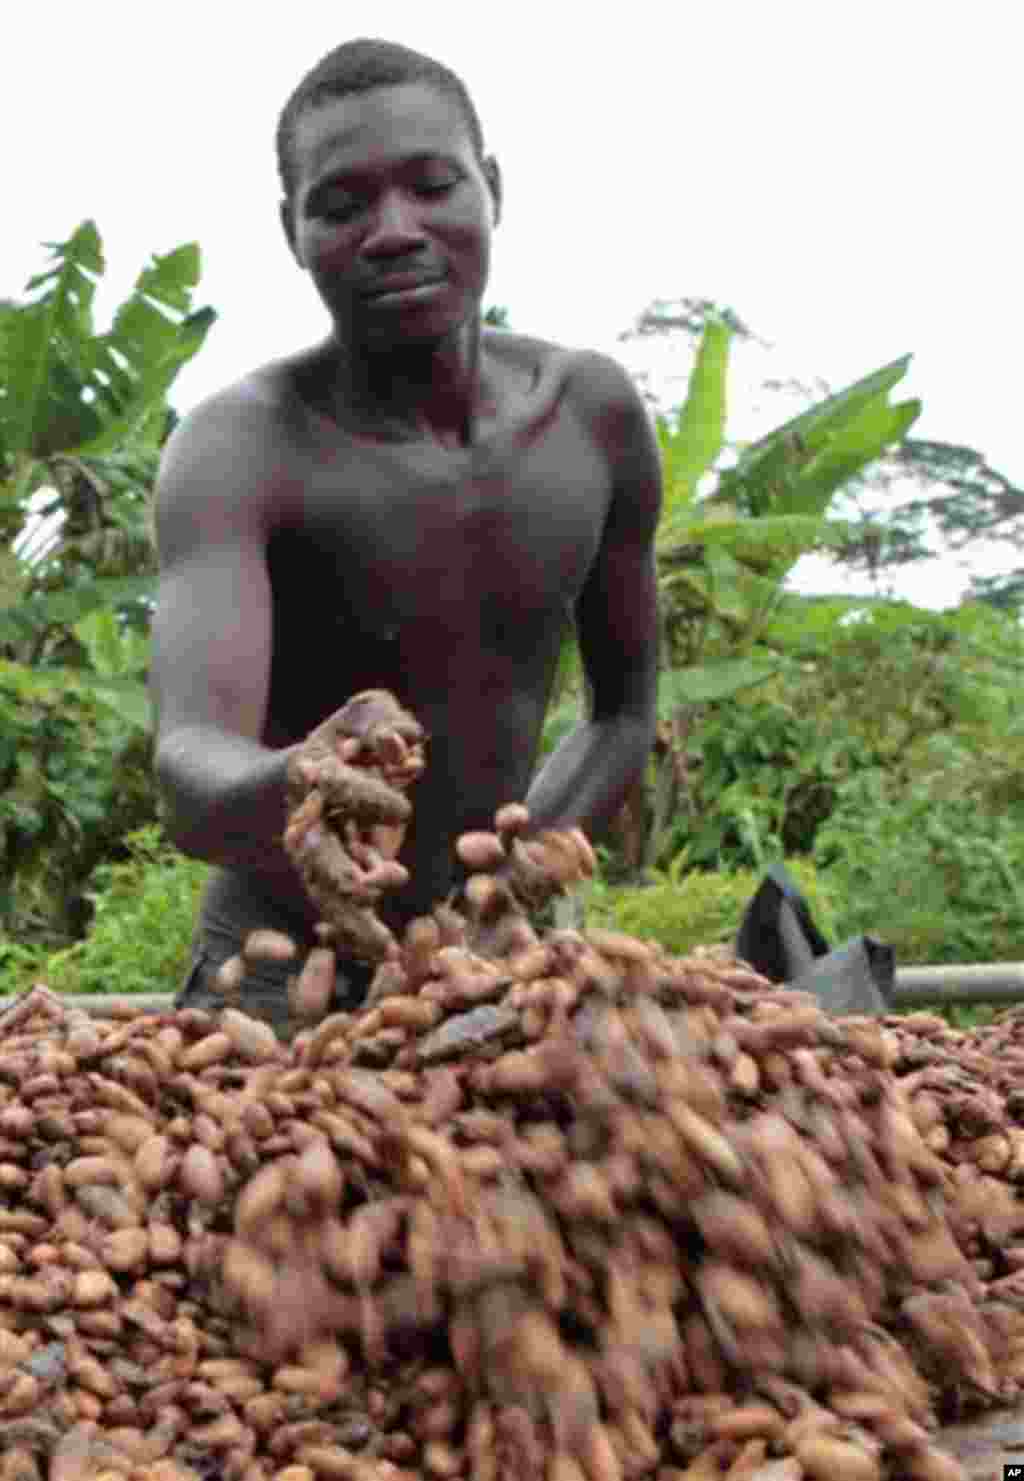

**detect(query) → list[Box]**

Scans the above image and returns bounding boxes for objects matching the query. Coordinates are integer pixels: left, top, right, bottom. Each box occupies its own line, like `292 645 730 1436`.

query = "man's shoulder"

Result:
154 362 308 542
549 342 655 459
485 330 646 423
566 346 649 419
531 340 661 509
159 357 312 489
171 358 300 441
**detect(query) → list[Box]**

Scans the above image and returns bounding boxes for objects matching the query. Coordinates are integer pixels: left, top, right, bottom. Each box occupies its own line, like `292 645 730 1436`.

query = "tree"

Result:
616 296 759 416
620 303 1024 612
830 438 1024 608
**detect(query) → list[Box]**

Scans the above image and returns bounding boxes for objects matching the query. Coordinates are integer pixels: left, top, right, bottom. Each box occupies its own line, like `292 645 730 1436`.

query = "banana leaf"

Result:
658 653 783 712
711 355 921 519
657 317 731 520
0 224 215 469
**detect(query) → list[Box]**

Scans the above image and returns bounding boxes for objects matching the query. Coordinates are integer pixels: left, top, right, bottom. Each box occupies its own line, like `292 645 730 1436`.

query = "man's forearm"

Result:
523 713 654 841
155 725 299 880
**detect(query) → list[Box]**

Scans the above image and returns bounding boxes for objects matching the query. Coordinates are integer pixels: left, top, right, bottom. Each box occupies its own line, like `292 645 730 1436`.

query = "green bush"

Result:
582 854 839 960
676 692 861 869
637 600 1024 968
0 825 208 996
670 602 1024 877
816 761 1024 965
0 660 158 948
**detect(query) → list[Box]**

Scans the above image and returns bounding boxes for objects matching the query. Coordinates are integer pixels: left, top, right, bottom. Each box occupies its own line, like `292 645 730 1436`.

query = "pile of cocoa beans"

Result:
4 947 1024 1481
3 687 1024 1481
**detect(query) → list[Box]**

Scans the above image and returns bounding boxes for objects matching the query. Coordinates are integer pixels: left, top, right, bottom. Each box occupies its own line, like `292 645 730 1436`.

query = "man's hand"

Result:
287 689 425 842
456 805 598 915
283 691 426 960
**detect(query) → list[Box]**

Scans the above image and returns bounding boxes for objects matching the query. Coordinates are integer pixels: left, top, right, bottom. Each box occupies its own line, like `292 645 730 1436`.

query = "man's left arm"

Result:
523 353 662 837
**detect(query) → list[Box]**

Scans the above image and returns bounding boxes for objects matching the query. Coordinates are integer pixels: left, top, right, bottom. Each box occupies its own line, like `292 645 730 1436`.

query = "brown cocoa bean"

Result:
243 929 298 964
180 1143 225 1205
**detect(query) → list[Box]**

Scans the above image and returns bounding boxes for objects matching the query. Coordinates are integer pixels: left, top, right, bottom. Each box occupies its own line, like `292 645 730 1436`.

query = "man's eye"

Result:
319 197 361 221
416 178 458 197
314 176 457 221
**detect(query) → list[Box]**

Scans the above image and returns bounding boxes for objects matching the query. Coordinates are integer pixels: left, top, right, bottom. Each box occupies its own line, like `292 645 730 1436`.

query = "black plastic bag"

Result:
734 862 894 1016
787 935 894 1017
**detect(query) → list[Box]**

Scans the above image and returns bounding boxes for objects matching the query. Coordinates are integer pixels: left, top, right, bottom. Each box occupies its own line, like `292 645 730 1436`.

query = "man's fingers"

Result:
565 827 597 876
332 689 420 739
293 754 412 825
495 802 531 840
363 858 410 891
334 766 413 824
283 789 325 854
370 822 406 859
456 831 507 872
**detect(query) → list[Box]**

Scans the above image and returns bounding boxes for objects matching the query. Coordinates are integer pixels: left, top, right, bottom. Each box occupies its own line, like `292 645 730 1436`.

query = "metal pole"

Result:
890 963 1024 1008
0 992 172 1018
3 965 1024 1019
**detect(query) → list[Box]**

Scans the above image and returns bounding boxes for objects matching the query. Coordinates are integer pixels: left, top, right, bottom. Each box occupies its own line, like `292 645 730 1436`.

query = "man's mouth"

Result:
361 274 446 304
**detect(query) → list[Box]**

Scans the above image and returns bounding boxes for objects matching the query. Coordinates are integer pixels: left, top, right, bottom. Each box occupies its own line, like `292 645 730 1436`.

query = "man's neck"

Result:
327 322 493 449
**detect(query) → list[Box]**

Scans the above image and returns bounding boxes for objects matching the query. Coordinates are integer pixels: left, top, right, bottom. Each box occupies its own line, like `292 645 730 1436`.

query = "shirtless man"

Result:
151 38 662 1030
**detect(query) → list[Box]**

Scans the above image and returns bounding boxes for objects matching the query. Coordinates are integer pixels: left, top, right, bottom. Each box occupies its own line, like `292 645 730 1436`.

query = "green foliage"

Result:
619 336 924 870
0 224 214 946
655 317 730 540
0 826 209 996
582 852 838 960
527 298 927 863
1 221 214 677
691 597 1022 846
657 346 921 678
540 304 924 880
655 595 1024 966
0 660 155 940
670 683 835 869
657 654 784 711
710 356 920 524
816 767 1024 966
0 222 214 473
935 1003 1004 1031
769 598 1024 805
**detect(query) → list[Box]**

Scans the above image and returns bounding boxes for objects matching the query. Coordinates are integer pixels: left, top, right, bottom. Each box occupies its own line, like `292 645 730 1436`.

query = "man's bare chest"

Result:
270 392 612 643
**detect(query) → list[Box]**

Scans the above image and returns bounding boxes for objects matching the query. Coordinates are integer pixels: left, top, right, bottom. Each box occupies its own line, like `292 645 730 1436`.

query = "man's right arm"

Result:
150 389 298 883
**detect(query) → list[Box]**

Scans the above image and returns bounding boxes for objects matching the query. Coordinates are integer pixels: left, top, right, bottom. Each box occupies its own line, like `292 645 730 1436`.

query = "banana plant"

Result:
558 309 920 874
0 221 213 472
642 328 920 869
657 328 921 705
0 220 216 728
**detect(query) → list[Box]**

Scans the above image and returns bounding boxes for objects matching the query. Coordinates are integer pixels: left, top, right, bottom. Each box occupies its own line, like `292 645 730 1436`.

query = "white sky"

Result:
5 2 1021 608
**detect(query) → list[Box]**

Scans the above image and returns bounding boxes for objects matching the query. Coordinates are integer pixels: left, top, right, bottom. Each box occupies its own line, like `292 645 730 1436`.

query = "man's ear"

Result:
280 197 300 264
483 155 502 229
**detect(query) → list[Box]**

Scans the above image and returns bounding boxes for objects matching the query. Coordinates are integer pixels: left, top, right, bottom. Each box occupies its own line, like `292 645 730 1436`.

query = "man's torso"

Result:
199 329 616 930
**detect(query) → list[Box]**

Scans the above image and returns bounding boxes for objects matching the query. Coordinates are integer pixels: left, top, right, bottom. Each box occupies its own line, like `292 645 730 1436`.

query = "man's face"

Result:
283 83 501 347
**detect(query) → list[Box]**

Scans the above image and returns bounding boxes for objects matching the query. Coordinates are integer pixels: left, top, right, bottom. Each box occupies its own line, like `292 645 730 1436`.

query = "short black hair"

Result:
276 38 486 202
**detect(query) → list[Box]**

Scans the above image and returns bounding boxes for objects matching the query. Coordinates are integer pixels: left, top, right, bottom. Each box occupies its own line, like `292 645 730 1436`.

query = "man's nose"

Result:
363 190 427 255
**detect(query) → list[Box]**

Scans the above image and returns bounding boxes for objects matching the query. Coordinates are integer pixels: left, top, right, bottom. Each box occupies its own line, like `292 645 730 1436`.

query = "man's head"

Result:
276 38 486 204
277 39 501 346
